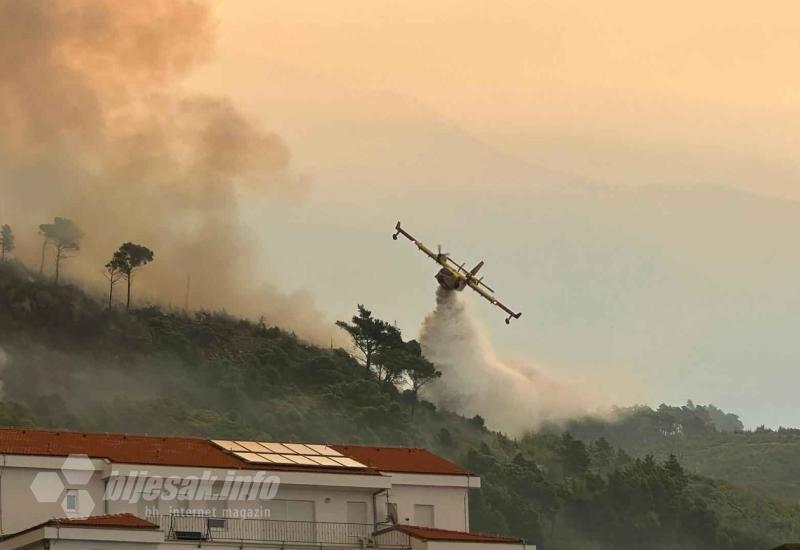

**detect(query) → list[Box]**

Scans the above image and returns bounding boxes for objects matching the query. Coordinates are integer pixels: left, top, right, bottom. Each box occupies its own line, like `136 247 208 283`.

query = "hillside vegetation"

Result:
560 404 800 505
0 260 798 550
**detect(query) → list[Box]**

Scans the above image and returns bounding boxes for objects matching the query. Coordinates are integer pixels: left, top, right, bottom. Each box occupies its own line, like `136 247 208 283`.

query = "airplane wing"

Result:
466 278 522 324
392 221 450 268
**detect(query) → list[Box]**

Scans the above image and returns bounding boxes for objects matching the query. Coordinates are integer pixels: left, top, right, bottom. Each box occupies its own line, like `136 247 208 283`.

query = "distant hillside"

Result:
1 259 799 550
562 404 800 505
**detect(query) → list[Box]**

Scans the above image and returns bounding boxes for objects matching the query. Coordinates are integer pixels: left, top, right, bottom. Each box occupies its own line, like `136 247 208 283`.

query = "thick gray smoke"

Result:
420 288 610 434
0 0 338 345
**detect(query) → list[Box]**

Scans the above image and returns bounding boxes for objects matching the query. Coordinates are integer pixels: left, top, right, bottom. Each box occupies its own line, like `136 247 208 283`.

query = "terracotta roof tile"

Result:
0 428 376 474
331 445 473 476
0 514 159 543
51 513 158 529
378 525 523 543
0 428 471 476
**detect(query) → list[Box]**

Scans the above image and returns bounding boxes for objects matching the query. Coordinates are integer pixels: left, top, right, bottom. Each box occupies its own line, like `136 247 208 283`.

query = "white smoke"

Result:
419 288 610 434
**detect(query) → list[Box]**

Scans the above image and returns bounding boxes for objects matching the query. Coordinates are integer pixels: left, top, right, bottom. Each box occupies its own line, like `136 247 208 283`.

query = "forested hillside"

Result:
0 259 798 550
560 404 800 505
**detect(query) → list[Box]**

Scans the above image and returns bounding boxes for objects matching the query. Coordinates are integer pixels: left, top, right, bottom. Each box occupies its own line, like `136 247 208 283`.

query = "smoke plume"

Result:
420 288 612 434
0 0 335 344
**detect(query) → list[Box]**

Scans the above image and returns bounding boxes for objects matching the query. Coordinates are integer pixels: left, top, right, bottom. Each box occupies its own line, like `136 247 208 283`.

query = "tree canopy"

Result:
0 224 14 260
335 304 402 373
38 217 83 284
111 242 154 310
336 305 442 396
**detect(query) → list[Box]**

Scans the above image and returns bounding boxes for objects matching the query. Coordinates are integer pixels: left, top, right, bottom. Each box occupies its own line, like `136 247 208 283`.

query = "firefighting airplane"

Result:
392 221 522 324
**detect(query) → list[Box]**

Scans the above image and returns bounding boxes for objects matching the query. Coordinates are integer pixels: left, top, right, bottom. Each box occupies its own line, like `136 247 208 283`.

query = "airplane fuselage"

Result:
436 267 467 291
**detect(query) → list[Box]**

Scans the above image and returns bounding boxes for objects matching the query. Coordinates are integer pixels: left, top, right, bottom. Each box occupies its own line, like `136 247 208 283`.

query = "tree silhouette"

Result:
38 217 83 284
336 305 401 373
405 340 442 402
103 252 125 310
0 225 14 261
394 340 441 416
112 242 154 310
336 306 439 415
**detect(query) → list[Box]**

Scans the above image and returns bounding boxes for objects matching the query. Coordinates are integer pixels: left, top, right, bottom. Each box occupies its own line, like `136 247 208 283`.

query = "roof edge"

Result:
376 525 524 544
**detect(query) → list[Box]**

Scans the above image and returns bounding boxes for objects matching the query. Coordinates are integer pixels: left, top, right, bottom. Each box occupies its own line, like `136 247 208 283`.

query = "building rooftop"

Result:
0 428 472 476
333 445 473 476
0 514 160 545
50 513 159 529
378 525 523 543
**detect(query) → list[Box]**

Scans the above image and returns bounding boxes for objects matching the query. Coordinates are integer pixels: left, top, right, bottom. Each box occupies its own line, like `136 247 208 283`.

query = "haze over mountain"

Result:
237 90 800 430
179 3 800 429
2 0 799 430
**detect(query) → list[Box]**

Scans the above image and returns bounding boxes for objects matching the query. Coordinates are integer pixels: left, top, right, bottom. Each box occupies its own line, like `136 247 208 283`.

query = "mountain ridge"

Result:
0 259 798 550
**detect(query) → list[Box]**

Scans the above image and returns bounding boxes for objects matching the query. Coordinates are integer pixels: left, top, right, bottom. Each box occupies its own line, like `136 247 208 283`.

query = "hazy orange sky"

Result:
5 0 800 428
169 2 800 428
191 1 800 199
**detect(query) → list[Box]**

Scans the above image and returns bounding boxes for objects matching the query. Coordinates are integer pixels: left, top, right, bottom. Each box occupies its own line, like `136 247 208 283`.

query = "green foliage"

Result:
114 242 155 275
336 306 441 398
336 304 401 376
39 217 83 251
402 339 441 395
0 224 14 260
0 262 798 549
561 403 800 504
110 242 154 309
38 217 83 284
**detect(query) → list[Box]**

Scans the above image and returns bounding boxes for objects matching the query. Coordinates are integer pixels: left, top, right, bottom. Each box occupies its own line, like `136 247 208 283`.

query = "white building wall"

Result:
0 466 107 535
106 476 379 525
373 473 478 532
0 455 480 543
381 485 469 531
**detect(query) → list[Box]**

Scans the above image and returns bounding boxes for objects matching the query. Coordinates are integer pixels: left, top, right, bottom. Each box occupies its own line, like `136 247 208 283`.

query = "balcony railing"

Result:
145 514 411 547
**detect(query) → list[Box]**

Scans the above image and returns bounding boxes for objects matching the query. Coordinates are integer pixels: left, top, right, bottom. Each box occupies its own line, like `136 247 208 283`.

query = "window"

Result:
262 499 286 521
65 490 79 513
261 499 315 521
259 500 316 542
414 504 434 528
347 501 368 524
287 500 315 522
204 481 227 518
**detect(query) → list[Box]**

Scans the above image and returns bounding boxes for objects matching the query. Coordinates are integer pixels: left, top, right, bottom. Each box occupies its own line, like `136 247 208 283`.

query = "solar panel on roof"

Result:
285 454 319 466
306 455 343 467
305 444 343 456
266 454 295 464
278 454 306 465
238 441 270 453
212 440 248 452
212 440 366 469
284 443 316 455
259 442 295 454
232 451 271 463
330 456 367 468
256 453 283 463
